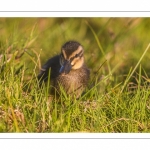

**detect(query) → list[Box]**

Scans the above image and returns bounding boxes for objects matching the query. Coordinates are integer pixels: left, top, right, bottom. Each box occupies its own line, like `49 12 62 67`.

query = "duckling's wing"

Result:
38 55 60 82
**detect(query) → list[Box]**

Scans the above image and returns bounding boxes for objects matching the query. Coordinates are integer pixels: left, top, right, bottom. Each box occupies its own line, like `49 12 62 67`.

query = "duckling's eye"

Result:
75 54 78 58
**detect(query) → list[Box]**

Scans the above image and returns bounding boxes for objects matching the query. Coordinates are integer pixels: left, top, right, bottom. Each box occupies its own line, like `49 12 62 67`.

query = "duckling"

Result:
38 41 90 98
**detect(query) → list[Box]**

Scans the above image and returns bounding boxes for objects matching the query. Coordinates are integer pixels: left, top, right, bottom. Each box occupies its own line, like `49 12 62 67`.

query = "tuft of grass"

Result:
121 43 150 93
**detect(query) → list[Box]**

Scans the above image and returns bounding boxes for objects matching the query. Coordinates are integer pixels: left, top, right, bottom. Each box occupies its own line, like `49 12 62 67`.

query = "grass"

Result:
0 18 150 132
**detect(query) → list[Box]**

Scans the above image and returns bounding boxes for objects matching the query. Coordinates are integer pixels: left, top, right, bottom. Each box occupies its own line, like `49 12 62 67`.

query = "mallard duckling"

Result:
38 41 90 98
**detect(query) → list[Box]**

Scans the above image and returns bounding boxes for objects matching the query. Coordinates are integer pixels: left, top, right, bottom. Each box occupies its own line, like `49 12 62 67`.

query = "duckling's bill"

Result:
59 60 72 75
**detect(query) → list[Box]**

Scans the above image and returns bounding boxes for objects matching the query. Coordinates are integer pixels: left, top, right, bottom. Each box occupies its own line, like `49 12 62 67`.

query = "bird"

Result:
38 41 90 98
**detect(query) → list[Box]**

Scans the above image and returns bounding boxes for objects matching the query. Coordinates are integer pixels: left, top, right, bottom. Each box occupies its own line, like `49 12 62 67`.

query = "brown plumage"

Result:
38 41 90 98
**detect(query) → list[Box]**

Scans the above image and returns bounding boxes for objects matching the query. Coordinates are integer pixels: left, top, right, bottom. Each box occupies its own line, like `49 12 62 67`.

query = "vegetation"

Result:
0 18 150 132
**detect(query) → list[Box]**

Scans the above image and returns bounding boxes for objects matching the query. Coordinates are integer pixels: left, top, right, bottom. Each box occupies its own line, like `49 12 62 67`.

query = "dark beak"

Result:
59 60 72 75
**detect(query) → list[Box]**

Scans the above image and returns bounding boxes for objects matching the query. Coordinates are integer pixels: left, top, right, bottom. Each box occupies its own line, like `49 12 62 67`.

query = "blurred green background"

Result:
0 18 150 82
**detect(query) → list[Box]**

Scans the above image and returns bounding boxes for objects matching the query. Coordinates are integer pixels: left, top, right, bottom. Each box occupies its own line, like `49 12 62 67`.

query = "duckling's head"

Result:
59 41 84 75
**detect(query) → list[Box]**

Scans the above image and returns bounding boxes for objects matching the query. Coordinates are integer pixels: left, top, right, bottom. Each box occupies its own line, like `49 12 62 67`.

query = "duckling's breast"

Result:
54 66 90 98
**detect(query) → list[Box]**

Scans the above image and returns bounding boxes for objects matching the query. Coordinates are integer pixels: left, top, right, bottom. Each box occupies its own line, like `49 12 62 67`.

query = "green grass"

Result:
0 18 150 132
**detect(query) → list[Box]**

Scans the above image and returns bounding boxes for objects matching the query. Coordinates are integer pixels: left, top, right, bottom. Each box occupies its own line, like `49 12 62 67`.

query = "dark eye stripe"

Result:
70 50 83 62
